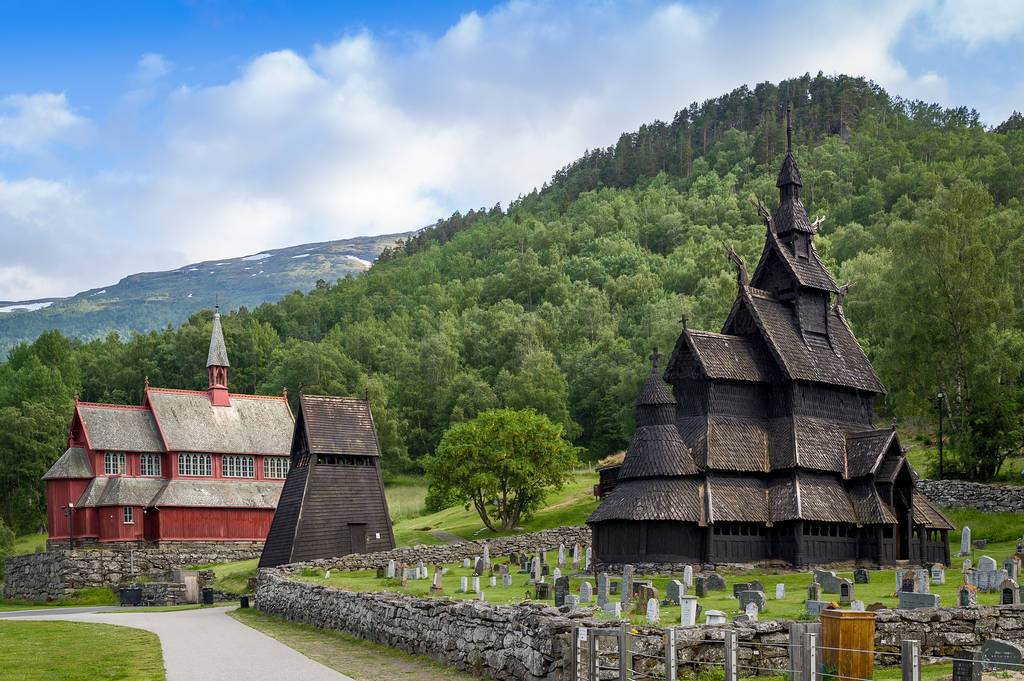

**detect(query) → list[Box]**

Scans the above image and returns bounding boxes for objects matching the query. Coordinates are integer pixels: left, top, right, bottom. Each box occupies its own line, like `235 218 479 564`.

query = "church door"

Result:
348 523 367 555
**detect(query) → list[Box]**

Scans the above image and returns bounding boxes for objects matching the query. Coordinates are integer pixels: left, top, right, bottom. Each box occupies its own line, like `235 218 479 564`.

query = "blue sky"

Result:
1 0 1022 300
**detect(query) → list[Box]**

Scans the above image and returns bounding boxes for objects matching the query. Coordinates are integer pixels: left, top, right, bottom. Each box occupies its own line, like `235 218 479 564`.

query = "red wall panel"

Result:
155 507 275 541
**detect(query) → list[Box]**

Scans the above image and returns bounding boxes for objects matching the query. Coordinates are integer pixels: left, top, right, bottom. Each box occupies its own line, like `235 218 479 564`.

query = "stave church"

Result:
588 114 952 568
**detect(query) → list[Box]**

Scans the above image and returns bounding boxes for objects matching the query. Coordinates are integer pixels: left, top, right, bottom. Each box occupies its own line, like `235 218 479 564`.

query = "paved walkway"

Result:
1 605 354 681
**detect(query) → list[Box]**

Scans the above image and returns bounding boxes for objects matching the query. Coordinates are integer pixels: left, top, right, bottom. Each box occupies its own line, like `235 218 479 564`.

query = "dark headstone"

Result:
554 576 570 607
610 580 621 595
705 573 726 591
974 539 988 549
738 590 767 613
541 565 550 576
900 572 917 594
694 576 707 598
981 639 1024 670
866 602 886 612
376 567 386 579
733 582 751 598
898 592 940 609
854 569 870 584
748 579 765 593
953 649 982 681
535 582 552 600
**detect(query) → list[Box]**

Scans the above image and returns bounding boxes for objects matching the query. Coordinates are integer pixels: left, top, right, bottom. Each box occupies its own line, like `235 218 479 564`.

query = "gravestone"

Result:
838 579 855 605
459 576 468 593
431 567 444 594
610 580 620 595
814 570 841 593
530 556 541 583
602 601 621 618
981 639 1024 670
959 526 972 556
774 583 785 600
1001 578 1021 605
1005 557 1019 582
597 573 609 607
967 556 1007 592
580 581 593 603
958 584 978 607
620 565 635 608
807 582 822 601
585 547 592 571
916 568 930 593
519 553 528 568
899 592 940 609
680 595 698 626
376 567 385 579
572 543 581 570
535 582 552 600
962 558 973 573
498 564 508 576
490 576 496 587
704 609 727 625
732 582 751 598
476 591 484 600
953 649 982 681
554 576 570 607
566 594 580 613
481 546 490 571
683 565 693 587
805 600 830 617
463 558 471 569
539 547 546 564
706 573 726 591
400 567 409 585
854 569 870 584
645 598 660 624
541 565 550 577
694 577 707 598
666 580 685 604
553 568 561 579
745 601 759 622
510 553 518 566
850 600 866 612
931 563 946 585
899 570 917 594
558 544 565 567
471 576 480 593
501 574 512 587
738 590 767 613
749 579 765 593
387 560 396 579
974 539 988 550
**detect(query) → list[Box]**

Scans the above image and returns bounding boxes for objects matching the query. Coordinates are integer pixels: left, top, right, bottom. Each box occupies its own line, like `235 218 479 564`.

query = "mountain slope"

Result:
0 232 410 356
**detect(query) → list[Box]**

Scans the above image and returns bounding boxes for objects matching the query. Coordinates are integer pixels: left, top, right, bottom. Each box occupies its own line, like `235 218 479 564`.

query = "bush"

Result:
0 517 14 580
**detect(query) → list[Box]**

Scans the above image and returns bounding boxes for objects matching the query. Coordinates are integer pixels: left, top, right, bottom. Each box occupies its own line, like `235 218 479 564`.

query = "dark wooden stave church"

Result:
259 394 395 568
588 120 952 568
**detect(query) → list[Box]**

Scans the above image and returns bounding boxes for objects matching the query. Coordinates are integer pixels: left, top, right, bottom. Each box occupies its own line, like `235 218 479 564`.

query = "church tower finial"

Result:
786 102 792 153
207 305 230 406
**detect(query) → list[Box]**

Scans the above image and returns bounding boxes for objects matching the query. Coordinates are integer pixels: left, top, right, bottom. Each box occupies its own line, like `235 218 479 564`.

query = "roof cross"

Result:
679 314 688 329
649 347 662 372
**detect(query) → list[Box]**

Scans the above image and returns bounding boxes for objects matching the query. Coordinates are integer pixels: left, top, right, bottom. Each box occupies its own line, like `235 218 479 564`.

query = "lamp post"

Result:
61 502 75 551
928 392 945 479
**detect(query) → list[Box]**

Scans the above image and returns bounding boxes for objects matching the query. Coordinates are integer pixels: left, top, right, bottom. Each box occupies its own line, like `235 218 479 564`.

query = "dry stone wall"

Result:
916 479 1024 513
3 543 262 601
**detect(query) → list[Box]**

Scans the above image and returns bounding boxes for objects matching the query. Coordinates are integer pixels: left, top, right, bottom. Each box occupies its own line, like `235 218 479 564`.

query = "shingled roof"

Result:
683 330 769 382
77 404 165 453
750 229 839 293
296 395 382 458
146 389 293 454
207 310 230 367
846 429 898 478
151 479 282 508
587 478 705 524
43 446 93 480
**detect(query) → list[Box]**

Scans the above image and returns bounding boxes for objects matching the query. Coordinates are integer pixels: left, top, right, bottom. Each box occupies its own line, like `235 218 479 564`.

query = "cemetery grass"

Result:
297 540 1019 626
0 587 118 612
188 557 259 593
391 470 599 546
0 620 165 681
230 607 491 681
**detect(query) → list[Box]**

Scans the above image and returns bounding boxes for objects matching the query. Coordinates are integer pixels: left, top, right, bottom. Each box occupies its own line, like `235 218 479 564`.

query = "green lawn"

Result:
0 587 118 612
231 607 489 681
187 557 259 593
294 538 1017 627
11 532 47 555
0 620 165 681
392 470 599 547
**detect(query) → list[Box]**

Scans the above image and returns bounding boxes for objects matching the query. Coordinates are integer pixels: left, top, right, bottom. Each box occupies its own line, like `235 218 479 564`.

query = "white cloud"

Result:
0 92 90 152
137 53 173 81
922 0 1024 47
0 0 1002 300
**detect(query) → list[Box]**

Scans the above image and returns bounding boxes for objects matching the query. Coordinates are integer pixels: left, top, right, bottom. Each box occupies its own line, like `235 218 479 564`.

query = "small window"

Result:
140 453 161 477
223 455 255 478
264 457 290 479
178 453 212 477
123 507 134 524
104 452 126 475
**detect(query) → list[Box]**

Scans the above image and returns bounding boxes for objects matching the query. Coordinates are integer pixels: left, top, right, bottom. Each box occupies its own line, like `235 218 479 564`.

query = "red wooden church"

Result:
43 310 295 548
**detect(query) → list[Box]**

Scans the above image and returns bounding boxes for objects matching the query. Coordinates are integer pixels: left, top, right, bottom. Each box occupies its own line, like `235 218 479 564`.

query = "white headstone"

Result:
585 547 592 570
645 598 660 624
775 583 785 600
745 602 759 622
680 595 698 626
960 526 971 556
558 544 566 566
471 577 480 593
850 600 866 611
580 581 593 603
572 543 582 568
603 601 622 618
325 570 331 579
387 560 396 579
477 591 484 600
502 574 512 587
704 609 727 625
962 558 972 573
482 546 490 567
463 558 472 569
683 565 693 587
459 576 468 592
490 576 496 587
553 567 561 579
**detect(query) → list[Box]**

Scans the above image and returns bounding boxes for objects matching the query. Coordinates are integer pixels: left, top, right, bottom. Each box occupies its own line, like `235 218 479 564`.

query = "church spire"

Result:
207 305 230 406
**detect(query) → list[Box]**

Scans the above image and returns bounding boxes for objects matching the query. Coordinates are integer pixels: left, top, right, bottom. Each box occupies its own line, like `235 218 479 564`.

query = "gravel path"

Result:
1 605 354 681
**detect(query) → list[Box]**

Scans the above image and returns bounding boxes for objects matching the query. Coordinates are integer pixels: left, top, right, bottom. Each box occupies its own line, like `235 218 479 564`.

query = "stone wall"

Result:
3 543 262 601
282 526 591 572
916 478 1024 513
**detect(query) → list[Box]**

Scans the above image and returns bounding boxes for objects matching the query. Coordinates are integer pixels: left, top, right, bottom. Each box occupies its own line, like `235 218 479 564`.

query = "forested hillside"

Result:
2 73 1022 535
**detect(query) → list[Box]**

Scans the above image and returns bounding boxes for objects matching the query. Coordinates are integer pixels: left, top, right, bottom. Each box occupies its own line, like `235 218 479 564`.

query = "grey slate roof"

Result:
75 477 109 507
151 479 282 508
207 312 230 367
77 404 166 453
96 476 167 506
685 331 769 382
43 446 94 480
147 389 293 454
298 394 380 457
